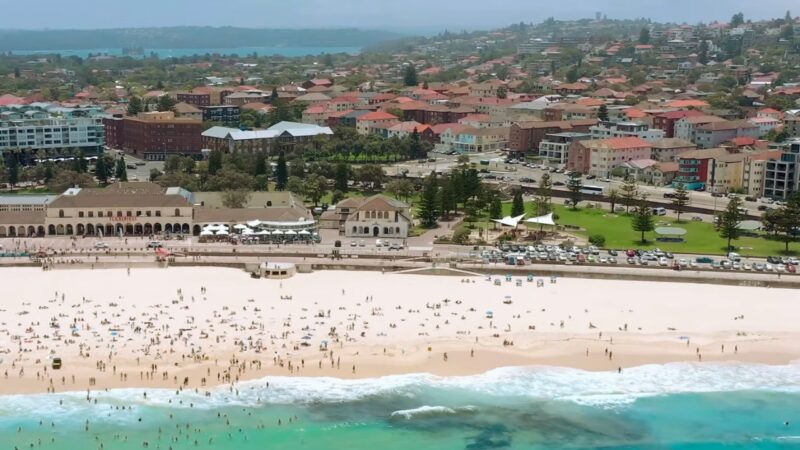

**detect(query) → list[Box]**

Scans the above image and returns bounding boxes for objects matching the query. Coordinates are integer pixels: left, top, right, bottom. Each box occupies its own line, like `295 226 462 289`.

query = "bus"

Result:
580 185 604 196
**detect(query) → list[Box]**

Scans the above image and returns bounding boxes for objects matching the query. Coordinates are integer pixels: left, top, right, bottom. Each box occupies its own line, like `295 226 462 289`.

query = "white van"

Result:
652 207 667 216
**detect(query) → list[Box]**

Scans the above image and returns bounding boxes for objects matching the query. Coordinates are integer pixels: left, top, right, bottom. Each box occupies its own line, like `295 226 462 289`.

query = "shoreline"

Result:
1 266 799 396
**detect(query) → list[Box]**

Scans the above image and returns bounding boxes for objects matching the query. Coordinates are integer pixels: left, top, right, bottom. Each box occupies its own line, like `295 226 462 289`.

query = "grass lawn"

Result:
490 201 797 257
553 205 797 257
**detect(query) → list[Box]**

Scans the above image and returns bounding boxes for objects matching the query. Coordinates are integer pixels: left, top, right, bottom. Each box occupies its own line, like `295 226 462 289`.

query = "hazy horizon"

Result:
0 0 797 33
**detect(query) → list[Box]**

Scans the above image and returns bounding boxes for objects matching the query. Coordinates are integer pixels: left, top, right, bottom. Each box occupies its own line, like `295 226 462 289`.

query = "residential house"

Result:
537 132 591 165
649 138 697 162
509 119 596 154
693 120 760 148
763 142 800 200
172 102 202 121
337 195 412 238
589 121 665 142
567 137 653 177
674 115 728 142
652 110 706 138
673 147 730 190
355 111 399 135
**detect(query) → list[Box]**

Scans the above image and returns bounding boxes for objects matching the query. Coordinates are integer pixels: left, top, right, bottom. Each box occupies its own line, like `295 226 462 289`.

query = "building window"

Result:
136 211 142 217
126 211 132 217
59 210 64 218
78 211 84 218
174 208 180 217
107 211 112 217
146 211 152 217
88 211 93 218
117 211 122 217
156 211 161 217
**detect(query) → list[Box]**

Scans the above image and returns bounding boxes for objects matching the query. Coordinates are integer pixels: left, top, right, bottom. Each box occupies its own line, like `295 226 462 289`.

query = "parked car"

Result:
696 257 714 264
147 241 163 248
94 242 109 249
691 216 703 222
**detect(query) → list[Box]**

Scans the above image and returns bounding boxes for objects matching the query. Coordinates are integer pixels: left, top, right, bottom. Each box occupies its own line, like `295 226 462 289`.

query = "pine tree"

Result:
777 193 800 253
598 104 609 121
639 27 651 45
511 190 525 217
207 150 223 175
438 181 455 220
419 171 440 228
270 87 279 104
44 162 54 182
95 156 109 184
253 154 267 176
403 65 418 87
566 172 583 209
607 188 619 213
115 158 128 181
275 151 288 191
631 195 655 243
535 172 552 215
127 96 143 116
671 183 690 221
6 153 19 187
74 149 88 173
620 175 639 213
489 195 502 220
334 163 349 192
157 95 177 112
718 196 744 251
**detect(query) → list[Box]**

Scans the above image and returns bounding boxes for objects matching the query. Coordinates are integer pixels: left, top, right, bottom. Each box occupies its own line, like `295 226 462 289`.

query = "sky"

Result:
1 0 797 32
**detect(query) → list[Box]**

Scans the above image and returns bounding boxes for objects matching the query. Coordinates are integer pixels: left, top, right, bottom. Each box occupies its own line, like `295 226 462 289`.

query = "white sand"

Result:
1 267 798 394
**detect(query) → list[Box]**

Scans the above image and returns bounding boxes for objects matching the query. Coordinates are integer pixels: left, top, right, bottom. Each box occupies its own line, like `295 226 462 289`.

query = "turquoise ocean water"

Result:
2 363 799 449
9 46 361 59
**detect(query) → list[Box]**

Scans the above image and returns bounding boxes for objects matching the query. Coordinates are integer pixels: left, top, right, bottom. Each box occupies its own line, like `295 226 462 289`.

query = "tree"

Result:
305 174 328 206
730 12 745 27
496 85 508 99
607 188 619 213
566 172 583 209
73 149 88 173
207 150 223 176
631 195 654 243
149 168 163 181
333 162 350 192
253 154 267 176
639 27 651 45
385 179 415 203
535 172 552 215
698 40 709 65
671 183 690 221
94 155 111 184
157 95 177 112
270 87 279 104
127 96 143 116
620 175 639 213
409 129 425 159
510 190 525 217
456 154 470 165
221 189 252 208
355 165 385 190
597 104 609 121
286 175 304 195
718 196 744 251
489 196 502 220
776 193 800 253
451 227 471 245
403 65 418 86
439 181 456 220
275 152 288 191
43 162 54 182
565 66 579 83
418 171 440 228
115 158 128 182
6 153 19 187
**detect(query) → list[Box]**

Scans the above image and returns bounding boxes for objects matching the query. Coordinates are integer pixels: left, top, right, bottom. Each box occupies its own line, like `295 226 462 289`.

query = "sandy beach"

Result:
0 266 798 395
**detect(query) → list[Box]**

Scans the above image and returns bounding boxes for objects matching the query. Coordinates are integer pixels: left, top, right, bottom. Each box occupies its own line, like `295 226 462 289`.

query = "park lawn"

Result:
551 205 797 257
492 201 796 257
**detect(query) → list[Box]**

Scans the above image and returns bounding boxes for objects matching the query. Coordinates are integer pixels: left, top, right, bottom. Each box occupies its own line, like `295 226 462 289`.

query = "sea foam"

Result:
0 362 798 420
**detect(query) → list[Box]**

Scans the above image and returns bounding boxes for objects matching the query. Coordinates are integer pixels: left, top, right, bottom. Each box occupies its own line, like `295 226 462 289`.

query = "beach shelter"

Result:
492 214 526 228
525 213 556 226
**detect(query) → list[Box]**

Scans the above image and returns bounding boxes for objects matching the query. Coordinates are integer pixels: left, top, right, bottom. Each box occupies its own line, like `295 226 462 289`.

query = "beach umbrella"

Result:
257 230 270 235
216 230 229 235
285 230 297 235
247 220 262 228
298 230 311 235
200 230 214 236
241 228 254 235
233 224 248 230
271 230 284 235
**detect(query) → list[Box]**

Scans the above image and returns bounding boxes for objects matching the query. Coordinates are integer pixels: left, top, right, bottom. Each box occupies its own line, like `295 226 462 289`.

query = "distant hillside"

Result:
0 27 404 51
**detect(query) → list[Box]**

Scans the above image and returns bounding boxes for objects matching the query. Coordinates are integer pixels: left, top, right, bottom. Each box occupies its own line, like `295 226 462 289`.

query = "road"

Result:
110 151 165 182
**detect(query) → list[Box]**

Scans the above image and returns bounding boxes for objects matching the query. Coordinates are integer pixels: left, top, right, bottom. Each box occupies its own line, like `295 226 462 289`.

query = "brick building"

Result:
508 119 596 154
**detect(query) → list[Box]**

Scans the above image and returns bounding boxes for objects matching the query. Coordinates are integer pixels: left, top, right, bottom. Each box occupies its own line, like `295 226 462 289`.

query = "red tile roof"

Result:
357 111 398 121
